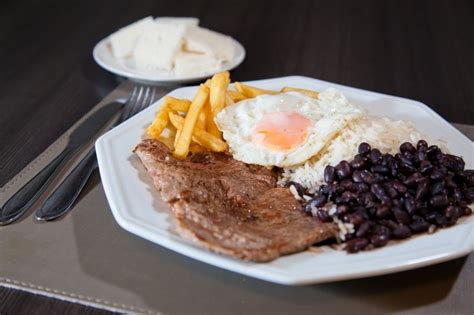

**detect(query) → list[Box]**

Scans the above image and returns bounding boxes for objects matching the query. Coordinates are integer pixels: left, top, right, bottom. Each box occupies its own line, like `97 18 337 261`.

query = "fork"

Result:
34 84 157 221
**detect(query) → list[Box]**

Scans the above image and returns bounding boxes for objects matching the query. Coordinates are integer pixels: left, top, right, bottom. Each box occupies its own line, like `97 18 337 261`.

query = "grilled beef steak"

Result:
134 139 337 262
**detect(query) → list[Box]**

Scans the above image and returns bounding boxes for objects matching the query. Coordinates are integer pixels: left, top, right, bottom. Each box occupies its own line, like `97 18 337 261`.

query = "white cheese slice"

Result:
133 23 186 71
155 17 199 27
183 26 235 61
174 52 222 76
109 16 154 59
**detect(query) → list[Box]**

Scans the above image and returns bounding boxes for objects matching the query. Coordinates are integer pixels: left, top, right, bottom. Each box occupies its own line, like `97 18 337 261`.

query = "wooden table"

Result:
1 0 473 313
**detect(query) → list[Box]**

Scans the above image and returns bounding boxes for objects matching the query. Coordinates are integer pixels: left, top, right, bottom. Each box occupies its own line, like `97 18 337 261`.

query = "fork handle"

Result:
0 147 73 225
35 146 98 221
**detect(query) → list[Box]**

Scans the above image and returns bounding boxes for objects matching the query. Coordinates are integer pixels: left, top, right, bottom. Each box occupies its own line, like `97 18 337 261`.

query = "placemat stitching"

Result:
0 277 159 314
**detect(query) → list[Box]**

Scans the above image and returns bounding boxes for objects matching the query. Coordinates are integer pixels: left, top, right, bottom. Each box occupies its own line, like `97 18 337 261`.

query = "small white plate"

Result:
96 76 474 285
93 36 245 84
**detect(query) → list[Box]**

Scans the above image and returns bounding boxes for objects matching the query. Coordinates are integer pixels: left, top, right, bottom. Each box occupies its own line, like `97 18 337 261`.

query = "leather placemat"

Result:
1 82 473 314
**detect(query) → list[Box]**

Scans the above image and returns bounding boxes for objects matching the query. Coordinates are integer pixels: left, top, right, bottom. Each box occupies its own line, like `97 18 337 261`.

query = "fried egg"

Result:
215 88 363 167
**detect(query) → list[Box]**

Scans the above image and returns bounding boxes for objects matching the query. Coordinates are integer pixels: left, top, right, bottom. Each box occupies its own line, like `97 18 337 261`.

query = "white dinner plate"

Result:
96 76 474 285
92 36 245 84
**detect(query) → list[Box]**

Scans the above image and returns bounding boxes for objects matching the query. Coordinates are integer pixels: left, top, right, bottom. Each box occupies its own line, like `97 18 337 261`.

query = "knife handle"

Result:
35 147 98 221
0 147 73 225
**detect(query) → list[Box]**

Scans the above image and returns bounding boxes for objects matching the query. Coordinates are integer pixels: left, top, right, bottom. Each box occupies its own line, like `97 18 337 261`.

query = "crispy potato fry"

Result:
169 113 227 152
204 79 212 88
203 101 221 138
196 111 206 129
210 72 230 115
173 84 210 159
227 90 246 102
158 135 175 150
281 87 319 98
189 143 207 153
234 82 277 98
146 96 191 139
167 96 192 112
225 93 234 106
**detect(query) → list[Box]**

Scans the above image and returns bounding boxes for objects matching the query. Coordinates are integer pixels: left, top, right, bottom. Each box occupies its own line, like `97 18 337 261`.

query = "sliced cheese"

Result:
133 23 185 71
174 52 222 76
109 16 154 59
183 26 235 61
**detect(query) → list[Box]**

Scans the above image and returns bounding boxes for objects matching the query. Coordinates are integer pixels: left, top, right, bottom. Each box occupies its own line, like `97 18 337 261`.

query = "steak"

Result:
134 139 337 262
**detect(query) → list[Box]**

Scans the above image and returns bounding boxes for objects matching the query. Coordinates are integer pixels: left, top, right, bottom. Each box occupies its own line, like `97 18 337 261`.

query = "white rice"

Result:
278 115 441 193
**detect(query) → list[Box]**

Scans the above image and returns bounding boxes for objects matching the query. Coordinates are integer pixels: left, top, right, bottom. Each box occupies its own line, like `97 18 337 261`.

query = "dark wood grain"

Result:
1 0 473 313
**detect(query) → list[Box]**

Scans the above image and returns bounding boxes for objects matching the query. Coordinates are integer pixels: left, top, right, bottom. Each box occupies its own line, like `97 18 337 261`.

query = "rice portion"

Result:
278 115 434 193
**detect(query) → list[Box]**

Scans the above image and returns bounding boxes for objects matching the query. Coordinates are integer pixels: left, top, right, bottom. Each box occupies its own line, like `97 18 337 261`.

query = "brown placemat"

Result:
1 83 473 315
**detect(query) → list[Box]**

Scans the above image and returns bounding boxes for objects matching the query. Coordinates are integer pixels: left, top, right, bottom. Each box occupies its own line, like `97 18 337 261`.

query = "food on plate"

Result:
138 72 472 260
292 141 473 253
109 16 236 75
215 88 362 167
134 140 337 262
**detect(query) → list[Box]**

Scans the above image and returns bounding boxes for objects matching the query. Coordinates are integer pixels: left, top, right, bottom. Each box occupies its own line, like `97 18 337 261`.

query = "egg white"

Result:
215 88 363 167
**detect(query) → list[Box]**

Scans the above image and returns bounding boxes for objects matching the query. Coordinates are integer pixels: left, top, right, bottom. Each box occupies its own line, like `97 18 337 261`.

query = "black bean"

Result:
335 160 352 179
351 156 368 170
383 183 398 198
341 191 358 202
443 206 461 219
371 234 390 247
429 169 444 181
424 212 437 223
415 179 430 200
441 154 465 172
403 173 423 187
445 176 457 190
360 170 376 184
370 149 383 164
324 165 336 184
435 213 449 227
400 142 416 154
430 194 449 208
417 150 427 162
370 183 390 203
393 224 412 239
358 142 371 156
287 181 305 196
417 140 428 150
355 182 369 193
430 180 445 196
409 219 430 233
419 160 433 175
404 195 417 215
309 195 327 208
371 165 390 175
393 181 408 193
464 187 474 202
390 163 399 177
376 205 391 218
336 204 349 215
348 212 365 226
426 145 440 160
355 221 371 238
373 224 392 236
317 210 333 222
458 170 474 187
393 208 410 225
453 188 464 202
463 206 472 216
346 238 369 253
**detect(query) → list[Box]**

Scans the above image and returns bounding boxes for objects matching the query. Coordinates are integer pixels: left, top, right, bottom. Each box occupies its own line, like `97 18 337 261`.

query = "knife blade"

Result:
0 101 123 225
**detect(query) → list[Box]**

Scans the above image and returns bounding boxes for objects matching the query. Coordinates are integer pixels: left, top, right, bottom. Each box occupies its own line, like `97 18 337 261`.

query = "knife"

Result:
0 101 123 225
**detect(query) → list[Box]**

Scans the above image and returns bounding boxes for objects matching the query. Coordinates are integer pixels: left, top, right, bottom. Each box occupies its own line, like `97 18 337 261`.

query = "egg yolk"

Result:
252 111 311 151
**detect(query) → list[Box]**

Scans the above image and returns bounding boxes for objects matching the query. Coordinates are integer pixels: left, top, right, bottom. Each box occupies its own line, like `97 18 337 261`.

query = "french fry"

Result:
167 96 192 112
204 79 212 88
234 82 277 98
189 143 207 153
225 93 234 106
169 113 227 152
210 72 230 115
173 84 210 159
158 135 175 150
227 90 246 102
196 111 206 129
203 101 221 138
281 87 319 98
146 96 191 139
